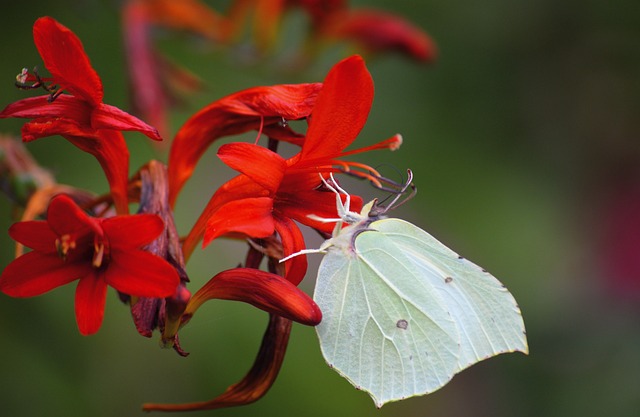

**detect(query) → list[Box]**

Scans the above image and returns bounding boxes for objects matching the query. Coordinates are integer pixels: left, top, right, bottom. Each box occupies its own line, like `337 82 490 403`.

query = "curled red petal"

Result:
21 117 97 143
0 251 91 297
218 143 286 193
101 214 164 249
203 197 275 246
46 194 100 237
301 55 373 161
75 271 108 335
91 103 162 141
106 250 179 298
184 268 321 325
167 82 321 207
273 215 307 285
33 17 104 106
143 314 292 412
0 95 92 122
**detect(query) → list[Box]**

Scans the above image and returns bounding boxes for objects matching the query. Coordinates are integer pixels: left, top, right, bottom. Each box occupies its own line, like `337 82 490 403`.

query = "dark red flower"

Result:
0 194 180 335
181 55 401 284
0 17 162 214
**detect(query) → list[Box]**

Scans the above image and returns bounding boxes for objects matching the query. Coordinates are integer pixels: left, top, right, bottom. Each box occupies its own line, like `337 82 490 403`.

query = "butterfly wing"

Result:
314 227 461 407
371 218 529 372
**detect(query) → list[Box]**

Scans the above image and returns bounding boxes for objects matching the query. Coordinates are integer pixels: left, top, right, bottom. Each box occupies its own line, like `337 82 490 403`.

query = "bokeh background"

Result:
1 1 640 416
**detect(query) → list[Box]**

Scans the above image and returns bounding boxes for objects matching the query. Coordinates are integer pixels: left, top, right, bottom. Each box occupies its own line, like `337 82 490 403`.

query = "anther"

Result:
55 234 76 260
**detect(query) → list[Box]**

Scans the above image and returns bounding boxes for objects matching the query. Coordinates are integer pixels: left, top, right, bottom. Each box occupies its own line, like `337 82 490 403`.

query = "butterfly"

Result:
283 171 528 407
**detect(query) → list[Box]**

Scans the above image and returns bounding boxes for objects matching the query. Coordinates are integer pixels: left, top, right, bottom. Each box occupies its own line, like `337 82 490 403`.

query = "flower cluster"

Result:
0 7 426 412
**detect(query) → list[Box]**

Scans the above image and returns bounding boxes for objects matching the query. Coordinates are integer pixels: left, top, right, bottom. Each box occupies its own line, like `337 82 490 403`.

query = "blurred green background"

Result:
1 0 640 416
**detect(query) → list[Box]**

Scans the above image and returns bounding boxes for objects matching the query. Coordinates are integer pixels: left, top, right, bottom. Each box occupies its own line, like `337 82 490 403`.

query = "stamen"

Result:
13 66 62 101
254 115 265 145
47 88 64 103
338 134 403 158
55 234 76 260
93 241 105 268
15 68 29 85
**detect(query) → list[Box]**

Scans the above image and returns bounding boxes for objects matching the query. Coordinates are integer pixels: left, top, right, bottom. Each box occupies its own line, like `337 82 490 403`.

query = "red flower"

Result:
181 55 401 284
0 17 162 214
0 195 180 335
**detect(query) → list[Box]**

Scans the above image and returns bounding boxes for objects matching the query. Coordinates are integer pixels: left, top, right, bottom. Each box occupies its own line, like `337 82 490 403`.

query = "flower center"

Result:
92 240 105 268
55 234 76 260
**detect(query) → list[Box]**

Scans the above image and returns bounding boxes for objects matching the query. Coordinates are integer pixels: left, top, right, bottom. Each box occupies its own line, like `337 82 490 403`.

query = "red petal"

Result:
301 55 373 161
0 94 92 122
143 314 292 411
181 175 268 260
21 117 98 143
46 194 101 237
0 251 91 297
184 268 321 325
167 82 321 207
8 221 57 253
91 103 162 141
218 143 286 193
75 272 108 335
106 250 179 297
33 17 104 106
102 214 164 249
326 9 437 63
64 130 131 214
273 215 307 285
203 197 275 246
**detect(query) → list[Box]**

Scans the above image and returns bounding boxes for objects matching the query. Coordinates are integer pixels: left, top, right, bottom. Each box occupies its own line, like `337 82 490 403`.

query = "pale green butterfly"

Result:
282 172 528 407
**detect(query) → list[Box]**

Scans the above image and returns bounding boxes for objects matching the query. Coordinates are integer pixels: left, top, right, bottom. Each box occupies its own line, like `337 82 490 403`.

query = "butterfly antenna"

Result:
374 170 416 215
